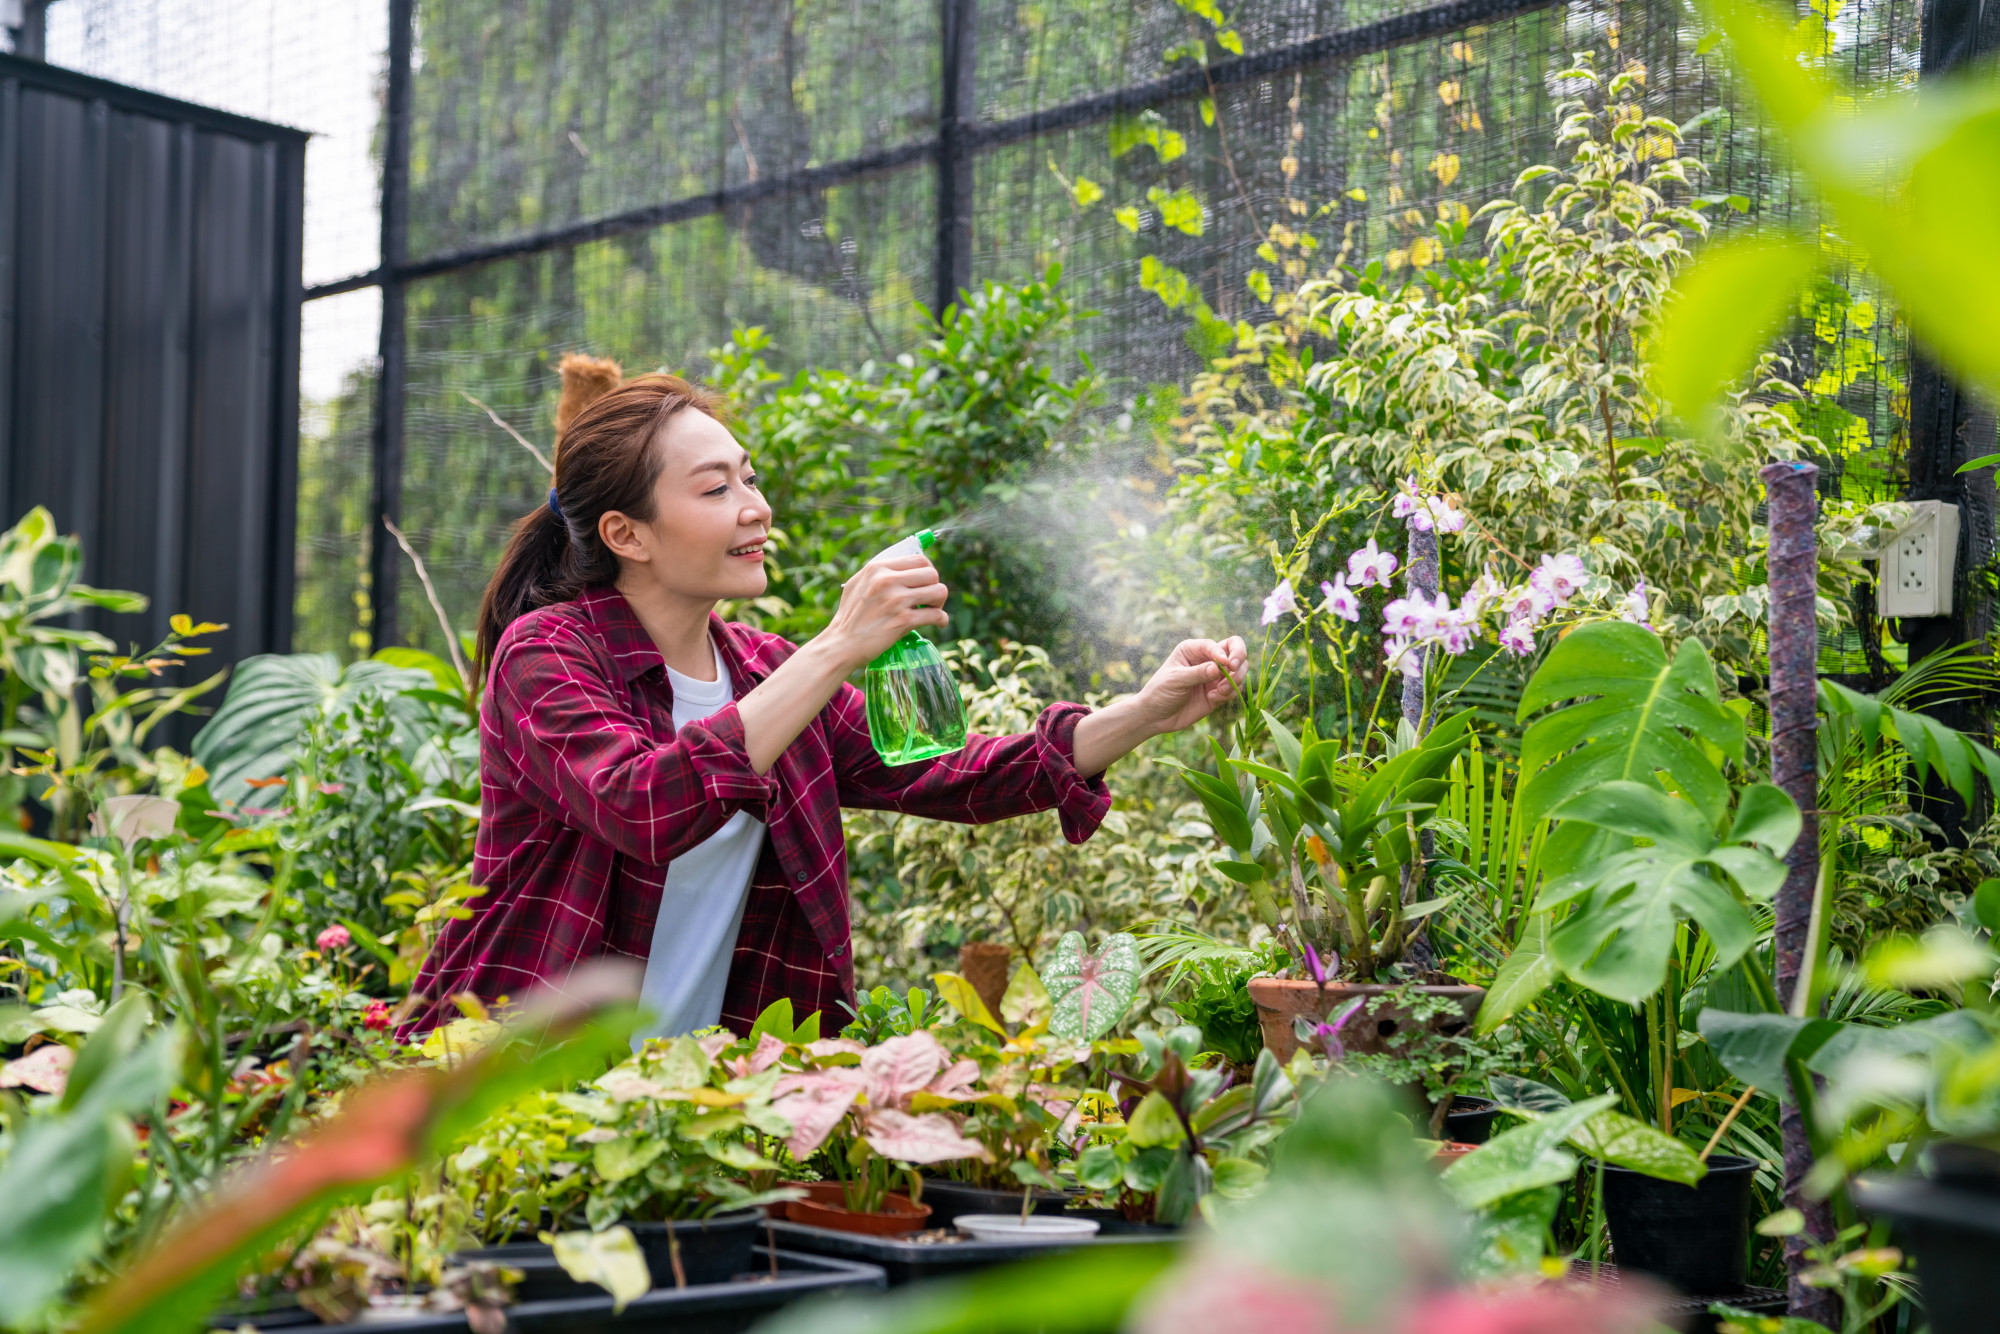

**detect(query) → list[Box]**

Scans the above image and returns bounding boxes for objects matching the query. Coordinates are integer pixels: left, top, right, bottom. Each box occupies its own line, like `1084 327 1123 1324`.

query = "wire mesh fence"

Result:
40 0 1923 660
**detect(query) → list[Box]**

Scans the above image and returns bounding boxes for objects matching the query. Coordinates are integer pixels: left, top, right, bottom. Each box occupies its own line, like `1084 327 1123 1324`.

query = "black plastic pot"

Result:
1064 1205 1180 1236
1601 1154 1757 1296
1443 1095 1501 1145
767 1217 1172 1287
623 1209 765 1287
209 1247 884 1333
917 1178 1070 1228
1855 1147 2000 1334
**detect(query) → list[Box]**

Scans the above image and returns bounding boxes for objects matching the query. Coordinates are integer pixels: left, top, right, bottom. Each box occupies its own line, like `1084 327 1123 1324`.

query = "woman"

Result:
409 367 1247 1038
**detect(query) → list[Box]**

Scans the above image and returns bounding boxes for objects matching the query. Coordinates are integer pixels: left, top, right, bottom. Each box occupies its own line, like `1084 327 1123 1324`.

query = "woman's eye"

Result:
745 474 761 489
705 484 729 498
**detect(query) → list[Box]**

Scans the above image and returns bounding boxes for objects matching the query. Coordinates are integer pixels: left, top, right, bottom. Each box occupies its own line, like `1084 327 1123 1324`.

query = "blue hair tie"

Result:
548 487 566 524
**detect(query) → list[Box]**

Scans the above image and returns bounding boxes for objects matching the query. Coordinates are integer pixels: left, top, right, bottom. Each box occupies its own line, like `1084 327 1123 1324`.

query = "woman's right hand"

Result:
821 555 950 669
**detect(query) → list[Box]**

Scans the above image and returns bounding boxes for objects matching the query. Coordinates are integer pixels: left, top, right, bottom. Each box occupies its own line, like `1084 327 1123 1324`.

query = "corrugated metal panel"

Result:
0 53 304 710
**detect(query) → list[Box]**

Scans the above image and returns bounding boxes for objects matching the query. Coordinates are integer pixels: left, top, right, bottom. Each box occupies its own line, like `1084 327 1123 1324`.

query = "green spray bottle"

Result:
862 529 968 764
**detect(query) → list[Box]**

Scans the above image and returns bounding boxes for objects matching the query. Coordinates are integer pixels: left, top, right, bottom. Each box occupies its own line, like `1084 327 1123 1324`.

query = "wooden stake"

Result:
1701 1085 1757 1162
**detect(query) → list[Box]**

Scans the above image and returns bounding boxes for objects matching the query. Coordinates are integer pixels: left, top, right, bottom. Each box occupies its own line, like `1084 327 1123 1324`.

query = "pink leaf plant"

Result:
771 1030 990 1171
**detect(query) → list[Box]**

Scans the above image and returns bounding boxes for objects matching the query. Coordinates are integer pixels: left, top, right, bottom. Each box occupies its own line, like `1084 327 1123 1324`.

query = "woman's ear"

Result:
599 509 650 564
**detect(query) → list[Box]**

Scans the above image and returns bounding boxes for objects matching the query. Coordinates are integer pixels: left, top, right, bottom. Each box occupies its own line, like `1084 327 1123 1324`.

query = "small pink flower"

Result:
1347 539 1399 589
362 1000 391 1032
1427 494 1468 534
1620 580 1652 628
1529 552 1589 603
315 925 351 952
1393 485 1435 531
1320 575 1361 623
1500 584 1556 625
1260 578 1300 626
1499 619 1537 656
1386 637 1426 678
1381 596 1436 639
317 783 345 795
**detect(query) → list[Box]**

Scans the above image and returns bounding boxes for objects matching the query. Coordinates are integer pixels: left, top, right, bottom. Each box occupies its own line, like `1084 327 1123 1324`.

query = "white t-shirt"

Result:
636 639 766 1040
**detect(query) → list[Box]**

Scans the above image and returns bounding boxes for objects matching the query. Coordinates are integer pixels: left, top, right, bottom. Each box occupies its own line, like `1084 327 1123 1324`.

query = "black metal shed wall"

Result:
0 52 304 675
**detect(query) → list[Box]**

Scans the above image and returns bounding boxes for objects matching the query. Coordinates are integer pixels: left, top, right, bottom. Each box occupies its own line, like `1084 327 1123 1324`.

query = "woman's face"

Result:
601 408 772 605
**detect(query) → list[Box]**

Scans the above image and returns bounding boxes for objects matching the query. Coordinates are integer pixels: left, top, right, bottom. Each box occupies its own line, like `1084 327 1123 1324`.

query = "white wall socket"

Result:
1877 499 1959 619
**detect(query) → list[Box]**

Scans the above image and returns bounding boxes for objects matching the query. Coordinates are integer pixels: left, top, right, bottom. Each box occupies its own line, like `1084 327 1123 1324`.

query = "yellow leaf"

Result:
1669 1087 1701 1107
1346 186 1367 202
931 971 1007 1034
1280 155 1299 181
1430 152 1461 187
1437 80 1461 106
1386 248 1408 270
1113 205 1141 234
1070 176 1103 208
1410 236 1438 268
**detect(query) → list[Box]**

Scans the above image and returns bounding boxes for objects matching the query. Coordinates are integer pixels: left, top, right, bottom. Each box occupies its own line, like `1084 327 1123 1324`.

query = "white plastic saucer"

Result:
952 1213 1102 1243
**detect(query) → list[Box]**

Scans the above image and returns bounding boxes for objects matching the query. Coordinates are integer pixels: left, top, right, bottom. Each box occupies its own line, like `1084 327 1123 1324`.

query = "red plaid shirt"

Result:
407 585 1109 1035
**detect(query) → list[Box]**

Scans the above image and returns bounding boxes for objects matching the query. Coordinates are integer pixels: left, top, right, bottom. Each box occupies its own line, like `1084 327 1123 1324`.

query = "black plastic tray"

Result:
212 1248 885 1334
764 1218 1176 1287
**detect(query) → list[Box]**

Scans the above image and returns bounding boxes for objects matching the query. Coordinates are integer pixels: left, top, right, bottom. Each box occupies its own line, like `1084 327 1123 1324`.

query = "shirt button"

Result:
795 871 809 882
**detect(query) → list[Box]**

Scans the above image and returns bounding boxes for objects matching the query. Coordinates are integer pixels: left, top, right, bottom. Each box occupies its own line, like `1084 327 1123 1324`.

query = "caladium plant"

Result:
1043 931 1142 1042
770 1030 990 1213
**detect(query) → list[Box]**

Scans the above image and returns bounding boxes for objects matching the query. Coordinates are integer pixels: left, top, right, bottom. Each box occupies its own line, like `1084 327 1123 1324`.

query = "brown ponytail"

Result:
476 369 725 670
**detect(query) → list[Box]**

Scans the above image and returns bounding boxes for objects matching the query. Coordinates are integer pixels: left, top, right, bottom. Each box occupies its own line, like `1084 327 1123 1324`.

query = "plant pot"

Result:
1246 979 1484 1063
1430 1141 1481 1168
784 1181 932 1236
1445 1094 1502 1145
917 1177 1071 1229
1855 1147 2000 1334
953 1213 1100 1243
623 1208 765 1286
1602 1154 1757 1296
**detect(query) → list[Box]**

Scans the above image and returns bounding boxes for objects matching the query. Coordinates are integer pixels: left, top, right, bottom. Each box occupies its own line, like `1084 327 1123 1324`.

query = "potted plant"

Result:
484 1033 800 1289
770 1029 990 1235
1068 1025 1297 1227
924 932 1145 1226
1180 704 1481 1061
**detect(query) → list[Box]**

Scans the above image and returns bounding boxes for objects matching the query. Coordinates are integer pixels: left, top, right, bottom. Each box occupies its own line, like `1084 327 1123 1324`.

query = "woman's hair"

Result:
475 368 724 670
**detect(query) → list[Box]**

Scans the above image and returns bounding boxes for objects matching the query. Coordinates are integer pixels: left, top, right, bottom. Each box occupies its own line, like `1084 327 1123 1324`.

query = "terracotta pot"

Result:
1246 979 1484 1063
1430 1141 1481 1169
958 942 1012 1021
783 1181 932 1236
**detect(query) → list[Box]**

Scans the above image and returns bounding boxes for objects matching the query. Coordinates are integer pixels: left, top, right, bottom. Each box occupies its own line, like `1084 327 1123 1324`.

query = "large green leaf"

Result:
1702 0 2000 403
1517 623 1741 831
1441 1094 1616 1209
1538 782 1793 1003
1475 915 1559 1034
1649 231 1822 439
191 653 434 806
1567 1110 1706 1185
0 1024 180 1323
1697 1009 1842 1091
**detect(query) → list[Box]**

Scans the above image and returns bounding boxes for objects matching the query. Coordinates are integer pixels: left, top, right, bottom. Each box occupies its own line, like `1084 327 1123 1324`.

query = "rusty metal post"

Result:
1761 459 1836 1326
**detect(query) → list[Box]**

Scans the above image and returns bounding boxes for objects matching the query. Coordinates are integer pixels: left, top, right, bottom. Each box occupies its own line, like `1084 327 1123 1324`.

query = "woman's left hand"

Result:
1131 636 1250 734
1071 636 1249 777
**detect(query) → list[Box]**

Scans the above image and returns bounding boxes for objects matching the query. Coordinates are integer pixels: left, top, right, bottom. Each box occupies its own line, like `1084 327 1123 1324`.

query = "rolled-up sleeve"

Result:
493 624 777 863
828 685 1110 842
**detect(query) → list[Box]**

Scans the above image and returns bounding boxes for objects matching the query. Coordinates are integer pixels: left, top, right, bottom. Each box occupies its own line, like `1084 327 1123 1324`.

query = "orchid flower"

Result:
1498 618 1537 657
1320 575 1361 623
1620 580 1652 628
1261 578 1300 626
1426 493 1468 534
1347 539 1398 589
1528 552 1588 603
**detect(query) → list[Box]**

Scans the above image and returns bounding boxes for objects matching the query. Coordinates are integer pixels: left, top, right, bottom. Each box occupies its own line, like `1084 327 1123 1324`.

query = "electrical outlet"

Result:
1877 500 1958 619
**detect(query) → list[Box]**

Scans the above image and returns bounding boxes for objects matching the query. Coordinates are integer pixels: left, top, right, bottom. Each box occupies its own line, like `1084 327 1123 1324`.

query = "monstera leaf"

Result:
1516 624 1743 872
1044 931 1141 1042
191 652 434 806
1536 781 1797 1004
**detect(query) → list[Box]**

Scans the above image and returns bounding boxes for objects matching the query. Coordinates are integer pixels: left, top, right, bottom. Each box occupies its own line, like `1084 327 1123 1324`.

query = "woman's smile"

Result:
728 539 767 561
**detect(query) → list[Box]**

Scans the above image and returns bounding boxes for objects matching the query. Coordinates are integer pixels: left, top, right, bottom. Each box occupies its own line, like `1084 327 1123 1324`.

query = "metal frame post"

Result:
369 0 413 652
933 0 976 318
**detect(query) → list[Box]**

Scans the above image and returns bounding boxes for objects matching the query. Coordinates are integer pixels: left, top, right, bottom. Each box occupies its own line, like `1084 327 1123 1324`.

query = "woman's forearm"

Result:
735 636 860 774
1070 697 1163 778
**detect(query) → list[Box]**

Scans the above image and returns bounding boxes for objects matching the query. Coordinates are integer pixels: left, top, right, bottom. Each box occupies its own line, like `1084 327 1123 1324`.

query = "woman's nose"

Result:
742 492 773 525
